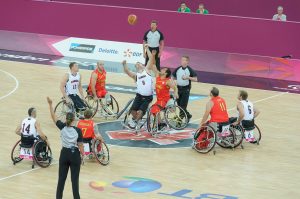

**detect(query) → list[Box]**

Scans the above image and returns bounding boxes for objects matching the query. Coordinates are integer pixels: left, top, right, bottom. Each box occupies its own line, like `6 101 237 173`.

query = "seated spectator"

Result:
272 6 287 21
196 3 209 14
178 2 191 13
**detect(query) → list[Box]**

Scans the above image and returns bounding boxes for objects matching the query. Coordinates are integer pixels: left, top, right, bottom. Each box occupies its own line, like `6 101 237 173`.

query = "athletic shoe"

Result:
128 120 137 129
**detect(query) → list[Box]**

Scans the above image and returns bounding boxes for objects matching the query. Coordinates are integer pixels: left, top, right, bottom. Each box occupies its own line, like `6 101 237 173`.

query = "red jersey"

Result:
155 77 170 102
77 120 95 139
209 96 229 123
88 69 106 93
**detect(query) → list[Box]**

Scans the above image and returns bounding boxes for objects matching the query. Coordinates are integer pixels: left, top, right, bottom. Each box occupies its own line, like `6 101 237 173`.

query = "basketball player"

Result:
122 45 154 129
87 61 108 101
60 62 86 112
150 50 178 128
77 109 104 142
232 90 260 142
15 107 49 146
199 87 229 135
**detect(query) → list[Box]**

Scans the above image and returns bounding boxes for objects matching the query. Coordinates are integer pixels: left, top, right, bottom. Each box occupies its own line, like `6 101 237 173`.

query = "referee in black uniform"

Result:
47 97 84 199
143 20 164 71
172 56 198 120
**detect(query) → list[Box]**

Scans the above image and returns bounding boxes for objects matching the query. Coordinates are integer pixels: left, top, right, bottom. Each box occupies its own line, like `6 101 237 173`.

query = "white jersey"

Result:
21 117 38 137
239 100 254 121
65 72 80 95
136 70 153 96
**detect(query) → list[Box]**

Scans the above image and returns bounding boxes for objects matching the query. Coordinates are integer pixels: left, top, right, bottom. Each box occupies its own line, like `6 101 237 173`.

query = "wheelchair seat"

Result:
20 135 36 148
216 121 230 133
242 120 255 131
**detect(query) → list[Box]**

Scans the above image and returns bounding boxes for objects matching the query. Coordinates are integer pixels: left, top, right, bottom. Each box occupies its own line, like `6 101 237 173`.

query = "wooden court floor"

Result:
0 60 299 199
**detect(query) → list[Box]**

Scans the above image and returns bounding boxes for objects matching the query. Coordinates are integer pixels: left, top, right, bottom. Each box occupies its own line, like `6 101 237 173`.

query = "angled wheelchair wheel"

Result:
229 125 244 148
146 107 159 133
33 140 52 168
93 140 109 166
54 100 73 122
164 105 188 130
101 95 119 116
249 124 261 144
11 140 23 165
85 95 99 117
193 125 216 154
216 128 235 148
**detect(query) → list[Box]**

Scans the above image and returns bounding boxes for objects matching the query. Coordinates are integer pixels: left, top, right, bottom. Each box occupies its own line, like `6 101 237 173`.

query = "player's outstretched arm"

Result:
254 106 260 118
47 97 58 124
60 73 69 99
35 121 50 146
78 75 85 99
200 101 213 126
122 60 136 81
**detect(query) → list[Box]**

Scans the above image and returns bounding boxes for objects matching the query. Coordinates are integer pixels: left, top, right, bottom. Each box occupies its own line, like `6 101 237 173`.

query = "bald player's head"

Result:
97 60 104 71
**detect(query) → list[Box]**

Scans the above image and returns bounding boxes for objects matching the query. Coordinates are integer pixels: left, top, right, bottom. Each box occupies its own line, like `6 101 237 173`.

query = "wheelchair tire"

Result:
54 100 72 122
11 140 23 165
102 95 119 116
33 140 52 168
193 125 216 154
216 128 236 148
146 107 158 133
164 105 188 130
228 125 244 148
85 95 99 118
93 140 109 166
249 124 261 144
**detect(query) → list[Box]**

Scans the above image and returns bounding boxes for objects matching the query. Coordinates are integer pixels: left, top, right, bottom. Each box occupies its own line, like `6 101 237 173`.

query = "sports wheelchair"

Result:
54 97 91 121
81 138 109 166
229 118 261 146
192 121 239 154
146 97 188 136
84 94 119 120
11 135 52 168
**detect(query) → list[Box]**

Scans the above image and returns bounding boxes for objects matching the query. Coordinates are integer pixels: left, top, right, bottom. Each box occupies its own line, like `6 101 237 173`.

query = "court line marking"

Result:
0 69 19 100
190 91 288 124
0 162 58 182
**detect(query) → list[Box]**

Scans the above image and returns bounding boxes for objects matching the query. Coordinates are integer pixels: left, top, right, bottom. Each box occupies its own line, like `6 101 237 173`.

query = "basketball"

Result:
128 14 137 25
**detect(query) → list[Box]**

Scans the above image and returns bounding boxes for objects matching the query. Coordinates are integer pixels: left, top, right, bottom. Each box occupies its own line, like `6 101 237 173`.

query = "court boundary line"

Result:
0 69 19 100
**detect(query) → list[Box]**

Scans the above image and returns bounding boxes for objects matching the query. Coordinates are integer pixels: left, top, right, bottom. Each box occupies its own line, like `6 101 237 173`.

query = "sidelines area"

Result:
0 69 19 100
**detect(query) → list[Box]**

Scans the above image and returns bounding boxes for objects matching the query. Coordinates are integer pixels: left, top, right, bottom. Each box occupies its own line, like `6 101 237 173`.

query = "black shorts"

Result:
131 94 153 113
68 94 86 111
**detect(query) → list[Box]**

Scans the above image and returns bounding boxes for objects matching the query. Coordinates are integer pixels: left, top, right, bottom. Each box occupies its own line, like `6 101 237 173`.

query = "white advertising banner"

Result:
52 37 145 64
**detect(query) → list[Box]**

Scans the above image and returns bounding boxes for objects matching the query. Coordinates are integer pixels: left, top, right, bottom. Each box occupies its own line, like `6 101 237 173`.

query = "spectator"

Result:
143 20 164 71
178 2 191 13
272 6 287 21
196 3 209 14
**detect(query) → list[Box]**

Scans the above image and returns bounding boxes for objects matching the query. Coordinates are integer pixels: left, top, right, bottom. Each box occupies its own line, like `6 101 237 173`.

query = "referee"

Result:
172 56 198 120
143 20 164 71
47 97 84 199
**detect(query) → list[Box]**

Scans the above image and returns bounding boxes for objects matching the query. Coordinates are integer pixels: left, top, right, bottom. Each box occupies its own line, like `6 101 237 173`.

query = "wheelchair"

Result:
54 97 91 121
81 138 109 166
85 93 119 119
230 118 261 145
146 98 188 137
192 122 236 154
11 135 52 169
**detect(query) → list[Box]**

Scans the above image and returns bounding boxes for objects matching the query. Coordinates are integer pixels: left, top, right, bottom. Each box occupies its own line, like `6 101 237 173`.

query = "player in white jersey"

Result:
60 62 86 112
122 45 154 128
15 107 49 146
232 90 260 141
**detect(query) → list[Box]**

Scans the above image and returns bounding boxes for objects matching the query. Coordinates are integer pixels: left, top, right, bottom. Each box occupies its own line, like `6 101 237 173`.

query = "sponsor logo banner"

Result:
69 43 95 53
53 37 144 64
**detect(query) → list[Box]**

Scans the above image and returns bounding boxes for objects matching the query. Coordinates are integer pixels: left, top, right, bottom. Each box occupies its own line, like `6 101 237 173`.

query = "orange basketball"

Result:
128 14 137 25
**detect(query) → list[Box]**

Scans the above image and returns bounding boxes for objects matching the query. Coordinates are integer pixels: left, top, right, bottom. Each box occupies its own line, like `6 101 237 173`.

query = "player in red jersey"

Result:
87 61 107 100
200 87 229 134
77 109 103 142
